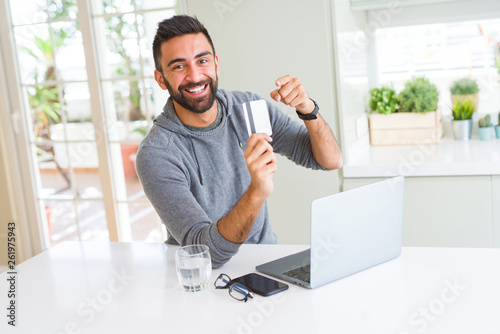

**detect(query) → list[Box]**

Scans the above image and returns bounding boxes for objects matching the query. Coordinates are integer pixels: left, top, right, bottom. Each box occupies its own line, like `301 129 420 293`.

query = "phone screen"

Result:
233 273 288 296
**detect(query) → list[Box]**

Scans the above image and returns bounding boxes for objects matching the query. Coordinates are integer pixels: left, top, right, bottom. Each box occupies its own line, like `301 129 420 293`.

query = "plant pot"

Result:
495 126 500 139
121 144 140 178
451 119 472 140
368 111 442 146
45 205 52 238
478 127 493 141
451 94 479 113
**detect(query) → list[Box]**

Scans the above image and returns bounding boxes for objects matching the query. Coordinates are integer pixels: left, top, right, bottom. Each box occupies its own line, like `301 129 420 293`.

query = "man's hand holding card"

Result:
242 97 275 201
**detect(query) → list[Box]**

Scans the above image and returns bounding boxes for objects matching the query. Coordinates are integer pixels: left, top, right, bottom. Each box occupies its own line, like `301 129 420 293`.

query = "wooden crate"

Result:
368 111 442 146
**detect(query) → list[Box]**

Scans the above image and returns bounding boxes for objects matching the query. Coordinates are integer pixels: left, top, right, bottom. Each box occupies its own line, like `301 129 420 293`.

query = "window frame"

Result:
0 0 177 257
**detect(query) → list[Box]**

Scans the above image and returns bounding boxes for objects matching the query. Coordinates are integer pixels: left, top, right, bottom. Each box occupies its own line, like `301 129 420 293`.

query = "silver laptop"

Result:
256 176 404 289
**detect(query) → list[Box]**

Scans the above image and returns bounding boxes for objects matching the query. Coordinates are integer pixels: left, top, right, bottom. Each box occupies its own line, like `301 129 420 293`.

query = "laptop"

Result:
256 176 404 289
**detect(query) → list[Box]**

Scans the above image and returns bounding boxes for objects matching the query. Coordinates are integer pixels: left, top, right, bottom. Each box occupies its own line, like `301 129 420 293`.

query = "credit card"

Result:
242 100 273 137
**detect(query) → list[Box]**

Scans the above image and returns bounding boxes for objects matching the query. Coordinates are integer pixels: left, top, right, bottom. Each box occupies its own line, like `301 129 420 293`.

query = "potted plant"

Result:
369 86 399 115
450 99 474 140
399 76 439 114
478 114 493 141
450 78 479 113
121 126 148 178
368 77 442 146
495 113 500 139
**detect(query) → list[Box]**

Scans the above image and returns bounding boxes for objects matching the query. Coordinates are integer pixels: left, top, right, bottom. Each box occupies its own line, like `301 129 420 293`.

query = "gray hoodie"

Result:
136 88 325 268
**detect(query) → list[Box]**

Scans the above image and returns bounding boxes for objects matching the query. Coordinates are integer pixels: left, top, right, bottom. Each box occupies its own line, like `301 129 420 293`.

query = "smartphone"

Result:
232 273 288 297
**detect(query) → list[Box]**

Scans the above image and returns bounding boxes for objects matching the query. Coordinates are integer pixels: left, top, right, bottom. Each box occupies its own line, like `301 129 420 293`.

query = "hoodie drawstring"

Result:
188 135 204 185
186 100 244 186
228 116 243 148
218 96 243 148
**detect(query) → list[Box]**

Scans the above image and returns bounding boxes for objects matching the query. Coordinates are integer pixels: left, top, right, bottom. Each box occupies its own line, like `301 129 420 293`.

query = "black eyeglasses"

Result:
214 274 254 302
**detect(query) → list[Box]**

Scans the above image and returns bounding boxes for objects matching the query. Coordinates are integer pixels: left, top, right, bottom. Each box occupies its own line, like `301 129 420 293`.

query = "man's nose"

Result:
185 64 204 83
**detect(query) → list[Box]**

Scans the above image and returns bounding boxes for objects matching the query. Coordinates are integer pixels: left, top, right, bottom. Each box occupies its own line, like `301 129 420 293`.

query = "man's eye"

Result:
173 64 184 70
199 59 208 64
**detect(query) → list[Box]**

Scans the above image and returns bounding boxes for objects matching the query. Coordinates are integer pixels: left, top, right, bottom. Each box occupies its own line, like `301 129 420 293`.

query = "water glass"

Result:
175 245 212 292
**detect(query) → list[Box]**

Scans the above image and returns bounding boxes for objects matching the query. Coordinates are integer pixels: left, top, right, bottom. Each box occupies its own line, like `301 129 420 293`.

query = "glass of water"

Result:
175 245 212 292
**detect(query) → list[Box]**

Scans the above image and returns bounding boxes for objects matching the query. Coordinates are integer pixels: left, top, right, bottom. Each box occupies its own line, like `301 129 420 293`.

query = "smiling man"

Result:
136 15 342 268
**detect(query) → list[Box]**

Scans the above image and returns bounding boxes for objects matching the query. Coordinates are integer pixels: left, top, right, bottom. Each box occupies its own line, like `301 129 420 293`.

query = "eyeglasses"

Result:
214 274 254 302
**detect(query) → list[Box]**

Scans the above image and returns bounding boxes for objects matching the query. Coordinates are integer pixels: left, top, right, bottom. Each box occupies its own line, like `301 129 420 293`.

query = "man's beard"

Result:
163 73 218 114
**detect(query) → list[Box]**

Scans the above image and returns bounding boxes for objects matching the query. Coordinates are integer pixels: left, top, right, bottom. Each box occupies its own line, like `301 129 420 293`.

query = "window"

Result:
3 0 176 248
375 18 500 115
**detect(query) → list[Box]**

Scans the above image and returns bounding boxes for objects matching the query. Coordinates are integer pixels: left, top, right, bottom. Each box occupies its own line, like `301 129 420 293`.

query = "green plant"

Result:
398 77 439 113
369 86 399 114
22 32 66 146
479 114 492 128
498 112 500 126
132 127 148 137
450 99 474 121
22 0 80 147
103 0 147 121
450 78 479 95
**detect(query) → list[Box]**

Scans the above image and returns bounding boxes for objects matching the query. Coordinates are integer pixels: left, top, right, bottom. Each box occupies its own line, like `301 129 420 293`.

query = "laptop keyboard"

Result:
283 264 310 284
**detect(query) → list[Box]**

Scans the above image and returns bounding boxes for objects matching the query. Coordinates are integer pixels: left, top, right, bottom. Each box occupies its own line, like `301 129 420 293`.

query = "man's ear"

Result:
215 54 219 76
154 69 167 90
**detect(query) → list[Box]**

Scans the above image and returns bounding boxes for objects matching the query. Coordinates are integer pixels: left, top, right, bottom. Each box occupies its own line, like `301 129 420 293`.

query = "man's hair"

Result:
152 15 215 73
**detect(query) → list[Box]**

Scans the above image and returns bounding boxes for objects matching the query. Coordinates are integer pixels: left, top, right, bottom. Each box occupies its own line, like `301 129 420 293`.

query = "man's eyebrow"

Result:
166 51 213 68
167 57 185 67
195 51 212 59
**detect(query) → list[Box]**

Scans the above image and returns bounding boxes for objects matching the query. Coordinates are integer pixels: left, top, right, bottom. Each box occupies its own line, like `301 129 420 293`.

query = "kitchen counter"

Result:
343 135 500 178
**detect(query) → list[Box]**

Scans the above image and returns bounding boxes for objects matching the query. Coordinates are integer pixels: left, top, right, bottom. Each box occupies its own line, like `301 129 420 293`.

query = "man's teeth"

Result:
186 85 205 94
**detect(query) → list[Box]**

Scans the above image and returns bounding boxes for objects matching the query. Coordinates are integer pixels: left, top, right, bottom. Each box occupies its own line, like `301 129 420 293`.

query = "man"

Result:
136 15 342 268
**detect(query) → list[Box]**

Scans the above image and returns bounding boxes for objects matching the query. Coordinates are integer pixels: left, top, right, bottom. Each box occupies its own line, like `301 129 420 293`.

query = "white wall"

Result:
182 0 342 244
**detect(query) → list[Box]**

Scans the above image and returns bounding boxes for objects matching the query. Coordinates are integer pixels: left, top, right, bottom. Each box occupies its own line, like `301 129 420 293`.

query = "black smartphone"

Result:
232 273 288 296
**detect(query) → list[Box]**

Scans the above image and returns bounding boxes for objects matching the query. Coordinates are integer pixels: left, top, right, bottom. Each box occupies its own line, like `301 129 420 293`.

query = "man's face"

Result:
155 33 219 114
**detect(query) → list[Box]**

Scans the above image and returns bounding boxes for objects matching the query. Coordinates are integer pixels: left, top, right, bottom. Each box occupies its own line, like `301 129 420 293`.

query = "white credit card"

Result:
242 100 273 137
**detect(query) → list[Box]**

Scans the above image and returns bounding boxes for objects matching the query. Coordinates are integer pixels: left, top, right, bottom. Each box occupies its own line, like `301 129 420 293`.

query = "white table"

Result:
1 242 499 333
